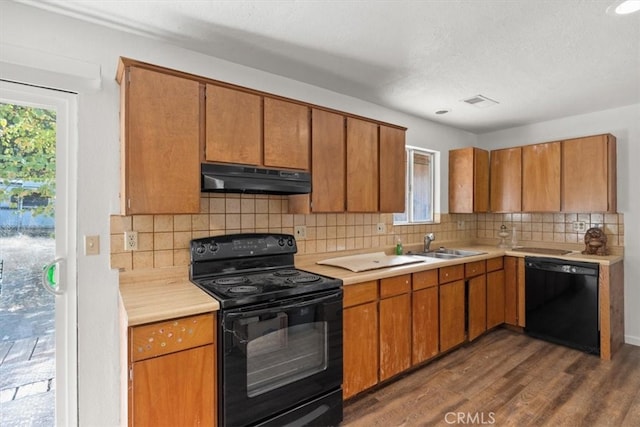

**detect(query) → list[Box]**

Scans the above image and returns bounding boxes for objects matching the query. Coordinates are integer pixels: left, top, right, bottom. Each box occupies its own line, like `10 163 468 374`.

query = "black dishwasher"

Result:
524 257 600 355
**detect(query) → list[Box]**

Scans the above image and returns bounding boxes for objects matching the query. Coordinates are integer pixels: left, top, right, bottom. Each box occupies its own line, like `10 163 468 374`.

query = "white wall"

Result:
0 2 475 425
478 103 640 346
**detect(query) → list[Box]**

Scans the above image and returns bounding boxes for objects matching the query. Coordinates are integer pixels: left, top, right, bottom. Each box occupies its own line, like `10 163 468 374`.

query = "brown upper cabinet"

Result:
205 84 262 166
488 133 616 213
205 87 310 171
449 147 489 213
118 57 406 215
347 118 379 212
290 117 406 214
263 97 310 170
311 109 346 212
562 134 617 213
490 147 522 213
379 126 407 213
117 64 201 214
288 109 346 213
522 141 561 212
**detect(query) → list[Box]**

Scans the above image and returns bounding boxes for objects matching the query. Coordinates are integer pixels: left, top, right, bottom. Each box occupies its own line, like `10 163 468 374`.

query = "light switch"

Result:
85 235 100 255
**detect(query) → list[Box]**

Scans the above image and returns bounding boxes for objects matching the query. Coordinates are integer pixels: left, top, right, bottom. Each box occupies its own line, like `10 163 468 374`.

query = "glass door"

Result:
0 80 78 425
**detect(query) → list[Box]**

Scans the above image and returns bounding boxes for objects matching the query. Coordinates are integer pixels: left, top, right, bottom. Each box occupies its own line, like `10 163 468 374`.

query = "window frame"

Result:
393 146 437 225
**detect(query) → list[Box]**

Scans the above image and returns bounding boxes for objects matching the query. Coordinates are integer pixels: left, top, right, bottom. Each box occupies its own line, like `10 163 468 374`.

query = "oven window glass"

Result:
236 312 328 397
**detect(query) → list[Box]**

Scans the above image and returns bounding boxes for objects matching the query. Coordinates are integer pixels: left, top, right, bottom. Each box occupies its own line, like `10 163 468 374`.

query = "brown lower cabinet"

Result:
466 260 487 341
412 270 439 365
379 275 412 381
343 281 379 399
128 313 216 426
439 264 466 353
343 257 514 401
467 274 487 341
439 280 465 352
132 346 214 426
504 256 525 327
487 268 506 329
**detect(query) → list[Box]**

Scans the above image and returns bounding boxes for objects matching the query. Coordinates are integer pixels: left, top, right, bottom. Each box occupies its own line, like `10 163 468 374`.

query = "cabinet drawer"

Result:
486 256 504 272
130 313 214 362
413 269 438 290
439 265 464 284
465 260 486 278
380 275 411 298
344 281 378 307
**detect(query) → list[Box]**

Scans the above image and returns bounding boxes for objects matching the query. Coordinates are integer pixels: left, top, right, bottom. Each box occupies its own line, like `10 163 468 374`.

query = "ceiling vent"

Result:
461 94 499 108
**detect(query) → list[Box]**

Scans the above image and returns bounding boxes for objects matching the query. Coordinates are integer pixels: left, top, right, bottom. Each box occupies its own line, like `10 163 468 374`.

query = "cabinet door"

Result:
346 118 379 212
504 256 518 326
379 126 406 213
490 147 522 212
264 97 310 170
310 108 345 212
562 134 616 213
412 287 439 365
522 141 561 212
343 302 378 399
487 269 505 329
439 280 465 352
132 345 214 426
449 147 489 213
123 66 201 214
205 84 261 166
379 294 411 381
467 274 487 341
504 256 525 327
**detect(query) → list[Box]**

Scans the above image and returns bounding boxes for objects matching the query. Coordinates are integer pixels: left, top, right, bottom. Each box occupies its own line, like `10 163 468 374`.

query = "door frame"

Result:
0 80 79 426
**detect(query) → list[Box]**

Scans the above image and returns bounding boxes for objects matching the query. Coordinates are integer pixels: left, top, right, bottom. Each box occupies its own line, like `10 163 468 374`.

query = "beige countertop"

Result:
119 266 219 327
118 244 622 325
296 244 623 285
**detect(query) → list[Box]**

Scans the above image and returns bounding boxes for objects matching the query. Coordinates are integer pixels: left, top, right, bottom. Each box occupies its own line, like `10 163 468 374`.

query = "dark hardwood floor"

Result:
342 329 640 426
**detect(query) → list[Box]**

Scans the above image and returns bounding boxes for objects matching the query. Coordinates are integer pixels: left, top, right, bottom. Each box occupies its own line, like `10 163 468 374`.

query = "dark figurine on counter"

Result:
582 227 608 255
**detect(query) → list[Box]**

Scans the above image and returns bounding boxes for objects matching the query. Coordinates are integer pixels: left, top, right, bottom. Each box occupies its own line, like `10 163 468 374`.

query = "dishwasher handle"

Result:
524 257 599 276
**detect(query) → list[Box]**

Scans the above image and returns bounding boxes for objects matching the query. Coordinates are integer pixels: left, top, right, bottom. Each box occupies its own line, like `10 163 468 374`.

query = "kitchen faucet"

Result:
424 233 435 252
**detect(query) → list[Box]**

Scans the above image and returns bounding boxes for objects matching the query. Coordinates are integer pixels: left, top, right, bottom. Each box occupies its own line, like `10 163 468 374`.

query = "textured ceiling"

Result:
20 0 640 133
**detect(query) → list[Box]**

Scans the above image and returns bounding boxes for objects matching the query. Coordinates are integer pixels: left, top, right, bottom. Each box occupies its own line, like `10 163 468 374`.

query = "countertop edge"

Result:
297 245 623 286
119 266 219 327
118 245 622 325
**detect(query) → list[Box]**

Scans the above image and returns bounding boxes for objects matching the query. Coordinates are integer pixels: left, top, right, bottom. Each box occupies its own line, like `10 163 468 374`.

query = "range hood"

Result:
201 163 311 195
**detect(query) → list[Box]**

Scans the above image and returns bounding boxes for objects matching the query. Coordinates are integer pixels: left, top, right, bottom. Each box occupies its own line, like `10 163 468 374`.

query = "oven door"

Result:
220 289 343 427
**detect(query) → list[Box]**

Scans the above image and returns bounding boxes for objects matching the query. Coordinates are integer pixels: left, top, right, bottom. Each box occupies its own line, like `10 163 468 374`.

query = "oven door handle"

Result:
224 292 340 319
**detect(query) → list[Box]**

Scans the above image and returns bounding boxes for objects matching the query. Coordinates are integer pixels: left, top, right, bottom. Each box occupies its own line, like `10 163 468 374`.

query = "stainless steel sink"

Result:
407 248 486 259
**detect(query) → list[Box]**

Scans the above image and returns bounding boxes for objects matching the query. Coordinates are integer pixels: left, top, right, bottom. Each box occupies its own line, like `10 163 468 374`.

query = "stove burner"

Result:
274 269 301 277
215 277 249 286
228 285 259 294
288 274 321 284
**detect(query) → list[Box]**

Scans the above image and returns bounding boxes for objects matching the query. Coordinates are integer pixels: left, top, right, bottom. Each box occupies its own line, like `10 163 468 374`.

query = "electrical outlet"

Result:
457 221 465 230
84 235 100 256
124 231 138 251
294 225 307 240
376 223 386 234
572 221 587 233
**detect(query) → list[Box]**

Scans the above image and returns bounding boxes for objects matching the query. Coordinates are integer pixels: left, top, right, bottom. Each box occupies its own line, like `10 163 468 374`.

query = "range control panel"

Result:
191 233 297 261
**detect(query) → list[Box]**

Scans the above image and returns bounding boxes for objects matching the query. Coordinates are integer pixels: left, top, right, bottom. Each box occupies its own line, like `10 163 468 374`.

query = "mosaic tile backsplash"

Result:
110 193 624 271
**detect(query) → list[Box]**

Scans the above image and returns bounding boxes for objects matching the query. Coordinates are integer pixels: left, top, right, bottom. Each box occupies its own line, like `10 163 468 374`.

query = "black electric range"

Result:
190 233 344 427
189 233 342 308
